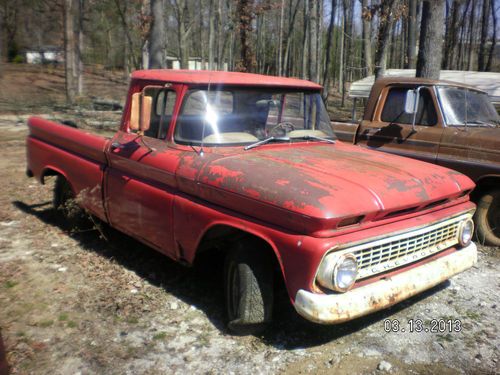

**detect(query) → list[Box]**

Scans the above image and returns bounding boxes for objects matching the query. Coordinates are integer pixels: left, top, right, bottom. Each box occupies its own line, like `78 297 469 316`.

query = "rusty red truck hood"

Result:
179 142 474 236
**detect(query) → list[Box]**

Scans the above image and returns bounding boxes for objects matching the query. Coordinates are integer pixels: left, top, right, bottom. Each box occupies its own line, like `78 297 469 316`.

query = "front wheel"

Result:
224 240 274 334
474 190 500 247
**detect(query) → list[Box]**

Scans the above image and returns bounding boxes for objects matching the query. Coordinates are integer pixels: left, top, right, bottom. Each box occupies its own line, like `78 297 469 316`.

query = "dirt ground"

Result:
0 64 499 375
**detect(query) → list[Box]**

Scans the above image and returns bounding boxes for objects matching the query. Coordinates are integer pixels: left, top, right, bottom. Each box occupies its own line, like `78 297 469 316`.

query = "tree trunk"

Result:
301 0 309 79
457 0 472 70
443 0 459 69
64 0 76 104
217 0 224 69
114 0 139 69
340 1 346 106
180 0 190 69
467 0 476 70
0 10 3 66
76 0 84 95
478 0 490 71
277 0 285 76
416 0 445 79
322 0 337 100
486 0 497 71
141 0 150 69
283 0 301 76
208 0 215 69
148 0 166 68
309 0 318 82
236 0 256 72
316 0 322 82
406 0 417 68
374 0 397 79
361 0 373 75
388 19 396 68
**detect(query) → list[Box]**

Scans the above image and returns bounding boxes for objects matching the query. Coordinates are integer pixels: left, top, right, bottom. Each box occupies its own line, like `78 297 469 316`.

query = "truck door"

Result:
105 85 181 259
356 86 444 164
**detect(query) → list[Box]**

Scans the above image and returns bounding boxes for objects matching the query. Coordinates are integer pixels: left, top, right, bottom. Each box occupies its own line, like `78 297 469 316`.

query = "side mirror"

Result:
129 92 152 133
130 93 141 130
140 95 152 132
404 89 417 114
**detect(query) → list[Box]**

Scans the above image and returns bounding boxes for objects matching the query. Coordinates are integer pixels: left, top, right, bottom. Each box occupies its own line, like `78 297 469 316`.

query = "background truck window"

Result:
381 87 437 126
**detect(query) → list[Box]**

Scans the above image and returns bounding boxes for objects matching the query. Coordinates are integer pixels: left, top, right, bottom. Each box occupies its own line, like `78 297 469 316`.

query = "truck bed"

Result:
27 117 110 221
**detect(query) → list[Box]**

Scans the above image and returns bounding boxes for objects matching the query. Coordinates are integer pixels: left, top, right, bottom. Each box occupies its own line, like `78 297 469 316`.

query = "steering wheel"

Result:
269 122 295 135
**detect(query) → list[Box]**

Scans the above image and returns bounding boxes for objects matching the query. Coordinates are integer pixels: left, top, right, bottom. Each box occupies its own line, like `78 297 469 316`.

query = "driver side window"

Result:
381 87 437 126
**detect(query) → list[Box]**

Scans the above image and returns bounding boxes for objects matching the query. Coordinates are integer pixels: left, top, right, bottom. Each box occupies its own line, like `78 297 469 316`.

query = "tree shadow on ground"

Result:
13 199 450 350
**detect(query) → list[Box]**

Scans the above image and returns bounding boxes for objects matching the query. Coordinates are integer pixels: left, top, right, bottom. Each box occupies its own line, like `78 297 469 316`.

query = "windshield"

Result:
437 86 499 126
174 88 335 146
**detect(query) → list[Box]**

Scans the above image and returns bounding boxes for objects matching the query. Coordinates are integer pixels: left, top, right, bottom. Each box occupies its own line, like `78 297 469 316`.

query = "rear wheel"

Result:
53 175 85 227
224 239 274 334
474 190 500 247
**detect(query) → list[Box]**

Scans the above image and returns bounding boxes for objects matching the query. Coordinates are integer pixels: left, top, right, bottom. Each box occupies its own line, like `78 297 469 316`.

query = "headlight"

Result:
458 218 474 247
317 253 358 292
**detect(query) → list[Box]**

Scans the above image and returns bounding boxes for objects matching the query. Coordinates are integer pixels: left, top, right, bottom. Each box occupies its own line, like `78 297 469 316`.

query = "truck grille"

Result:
336 214 470 280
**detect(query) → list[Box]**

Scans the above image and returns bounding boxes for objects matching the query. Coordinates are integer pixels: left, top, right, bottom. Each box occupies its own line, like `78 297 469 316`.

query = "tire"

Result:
474 190 500 247
224 240 274 334
53 175 85 227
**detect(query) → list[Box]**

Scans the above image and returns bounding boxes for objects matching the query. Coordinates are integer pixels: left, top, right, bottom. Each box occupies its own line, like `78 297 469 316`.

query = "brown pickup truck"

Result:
333 77 500 246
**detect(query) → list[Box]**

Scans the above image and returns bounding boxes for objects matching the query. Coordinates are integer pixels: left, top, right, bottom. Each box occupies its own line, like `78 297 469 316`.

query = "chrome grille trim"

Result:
333 213 472 280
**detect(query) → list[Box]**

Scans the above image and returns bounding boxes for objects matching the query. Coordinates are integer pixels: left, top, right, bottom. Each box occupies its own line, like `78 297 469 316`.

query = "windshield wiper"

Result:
298 135 336 144
244 136 290 150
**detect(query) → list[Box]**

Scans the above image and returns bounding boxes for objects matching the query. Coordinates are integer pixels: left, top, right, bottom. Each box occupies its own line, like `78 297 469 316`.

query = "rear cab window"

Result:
142 86 177 139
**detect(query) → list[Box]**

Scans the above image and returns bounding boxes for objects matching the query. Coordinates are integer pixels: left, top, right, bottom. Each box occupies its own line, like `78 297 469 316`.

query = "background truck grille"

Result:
336 214 469 280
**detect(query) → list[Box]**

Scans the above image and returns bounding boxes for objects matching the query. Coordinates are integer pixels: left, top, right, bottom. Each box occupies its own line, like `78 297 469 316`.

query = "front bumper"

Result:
294 243 477 324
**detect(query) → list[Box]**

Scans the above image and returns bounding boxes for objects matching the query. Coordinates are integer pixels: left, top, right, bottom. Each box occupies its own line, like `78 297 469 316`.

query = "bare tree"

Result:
467 0 476 70
443 0 459 69
1 0 19 61
374 0 398 79
406 0 417 68
277 0 285 76
148 0 166 68
322 0 337 100
171 0 195 69
236 0 256 72
486 0 497 71
456 0 471 69
301 0 309 78
478 0 491 71
361 0 373 75
114 0 140 69
64 0 77 103
416 0 445 79
282 0 301 76
308 0 318 82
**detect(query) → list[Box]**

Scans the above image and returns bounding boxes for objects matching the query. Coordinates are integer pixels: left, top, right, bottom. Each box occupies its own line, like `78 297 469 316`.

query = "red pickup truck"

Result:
27 70 477 333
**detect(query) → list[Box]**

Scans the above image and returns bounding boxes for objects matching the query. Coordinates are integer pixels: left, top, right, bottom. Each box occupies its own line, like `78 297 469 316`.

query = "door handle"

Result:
110 142 124 150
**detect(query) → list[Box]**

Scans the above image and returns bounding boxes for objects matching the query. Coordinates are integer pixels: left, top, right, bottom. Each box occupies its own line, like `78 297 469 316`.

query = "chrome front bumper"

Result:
294 243 477 324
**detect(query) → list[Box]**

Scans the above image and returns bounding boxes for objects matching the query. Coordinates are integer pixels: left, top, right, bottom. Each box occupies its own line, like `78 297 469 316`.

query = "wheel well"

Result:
41 168 64 184
471 176 500 202
194 225 283 278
